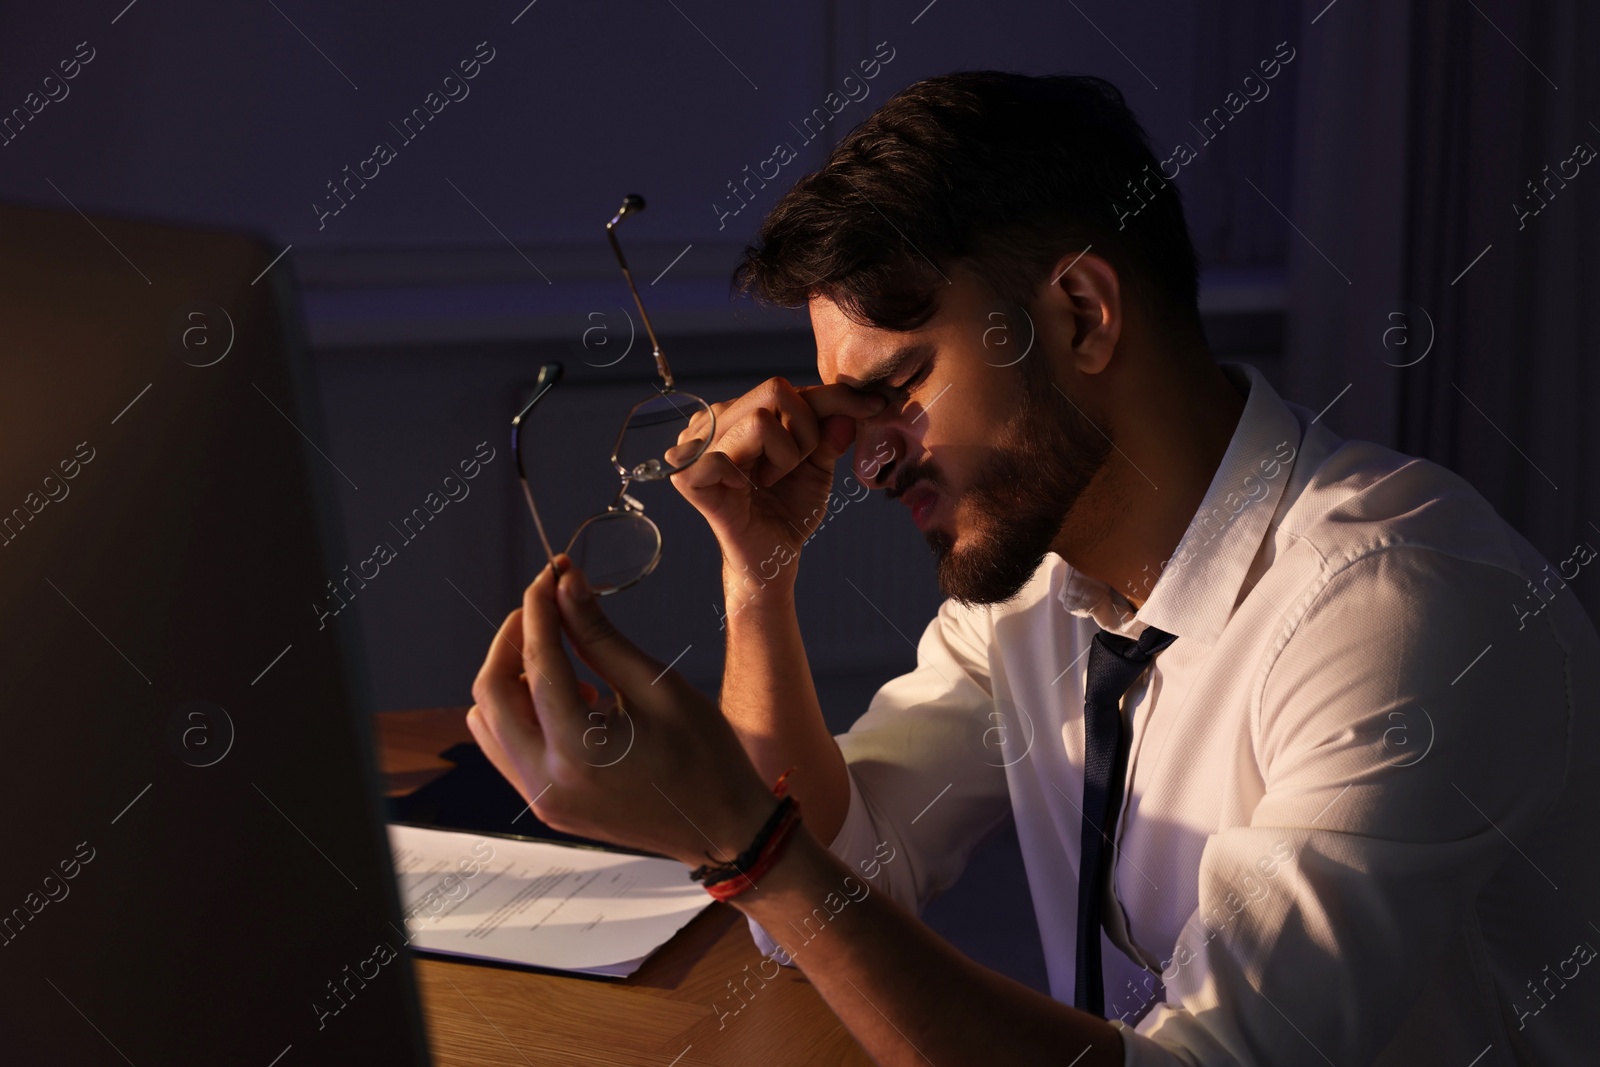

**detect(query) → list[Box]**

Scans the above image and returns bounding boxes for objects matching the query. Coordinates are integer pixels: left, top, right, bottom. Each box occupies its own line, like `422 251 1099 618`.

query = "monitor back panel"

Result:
0 202 430 1066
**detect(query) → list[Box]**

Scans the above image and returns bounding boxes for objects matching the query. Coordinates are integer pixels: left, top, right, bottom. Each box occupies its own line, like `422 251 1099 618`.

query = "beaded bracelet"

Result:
688 769 804 901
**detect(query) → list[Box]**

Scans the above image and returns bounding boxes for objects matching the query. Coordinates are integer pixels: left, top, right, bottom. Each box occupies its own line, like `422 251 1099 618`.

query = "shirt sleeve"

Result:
747 593 1012 964
1117 547 1572 1066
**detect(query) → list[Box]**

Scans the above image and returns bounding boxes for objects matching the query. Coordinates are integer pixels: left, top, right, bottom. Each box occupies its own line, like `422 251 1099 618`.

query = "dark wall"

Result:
0 0 1301 710
0 0 1304 996
0 1 1294 264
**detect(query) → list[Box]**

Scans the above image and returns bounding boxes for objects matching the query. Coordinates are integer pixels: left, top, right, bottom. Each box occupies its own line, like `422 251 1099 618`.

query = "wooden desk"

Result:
377 708 874 1067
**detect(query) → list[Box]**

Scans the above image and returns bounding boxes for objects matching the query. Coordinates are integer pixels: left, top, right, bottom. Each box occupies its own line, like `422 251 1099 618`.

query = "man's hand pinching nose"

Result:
465 555 777 868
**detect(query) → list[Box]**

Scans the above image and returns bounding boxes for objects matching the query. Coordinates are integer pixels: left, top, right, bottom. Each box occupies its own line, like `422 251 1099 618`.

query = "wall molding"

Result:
295 244 1285 352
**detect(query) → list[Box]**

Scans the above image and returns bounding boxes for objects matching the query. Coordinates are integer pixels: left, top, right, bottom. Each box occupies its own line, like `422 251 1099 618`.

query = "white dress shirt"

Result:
747 362 1600 1066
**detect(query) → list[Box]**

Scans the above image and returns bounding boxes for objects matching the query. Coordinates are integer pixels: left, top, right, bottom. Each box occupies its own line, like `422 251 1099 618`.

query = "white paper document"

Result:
387 823 713 978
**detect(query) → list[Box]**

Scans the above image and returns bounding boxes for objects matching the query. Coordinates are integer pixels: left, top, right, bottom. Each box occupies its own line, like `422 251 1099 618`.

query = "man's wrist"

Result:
719 819 833 915
720 554 798 619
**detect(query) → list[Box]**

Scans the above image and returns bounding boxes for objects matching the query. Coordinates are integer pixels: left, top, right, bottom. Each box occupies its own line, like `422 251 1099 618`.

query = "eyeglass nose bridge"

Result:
604 486 646 514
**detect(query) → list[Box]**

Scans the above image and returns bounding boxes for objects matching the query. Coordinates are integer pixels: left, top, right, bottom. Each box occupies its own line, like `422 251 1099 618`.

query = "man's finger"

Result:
753 379 823 462
466 703 539 805
796 384 884 476
552 558 668 696
521 562 592 750
671 448 757 493
808 412 861 473
800 382 889 422
680 402 722 446
712 407 803 488
471 608 547 768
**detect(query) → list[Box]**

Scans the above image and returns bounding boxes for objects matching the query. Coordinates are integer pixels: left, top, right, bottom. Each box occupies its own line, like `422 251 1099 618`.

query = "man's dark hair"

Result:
732 70 1205 347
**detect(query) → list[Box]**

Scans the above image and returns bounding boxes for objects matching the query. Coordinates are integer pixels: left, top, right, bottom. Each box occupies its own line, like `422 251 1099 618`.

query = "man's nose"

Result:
854 424 902 490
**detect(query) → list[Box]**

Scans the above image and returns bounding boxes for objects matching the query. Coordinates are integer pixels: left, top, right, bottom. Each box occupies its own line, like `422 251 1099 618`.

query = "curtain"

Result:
1282 0 1600 620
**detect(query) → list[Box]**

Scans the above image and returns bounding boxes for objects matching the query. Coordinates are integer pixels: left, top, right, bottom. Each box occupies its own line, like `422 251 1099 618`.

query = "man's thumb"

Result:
810 413 858 470
553 559 662 693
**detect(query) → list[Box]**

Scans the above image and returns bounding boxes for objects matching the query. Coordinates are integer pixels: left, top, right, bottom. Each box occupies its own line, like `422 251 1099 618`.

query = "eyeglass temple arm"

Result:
511 363 563 566
605 196 675 392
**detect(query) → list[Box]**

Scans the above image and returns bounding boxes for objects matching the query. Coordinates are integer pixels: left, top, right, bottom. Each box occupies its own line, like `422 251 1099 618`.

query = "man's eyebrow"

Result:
845 340 934 392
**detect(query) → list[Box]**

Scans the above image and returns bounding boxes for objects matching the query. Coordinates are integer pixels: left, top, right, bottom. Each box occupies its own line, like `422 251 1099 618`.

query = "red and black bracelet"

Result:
689 769 804 901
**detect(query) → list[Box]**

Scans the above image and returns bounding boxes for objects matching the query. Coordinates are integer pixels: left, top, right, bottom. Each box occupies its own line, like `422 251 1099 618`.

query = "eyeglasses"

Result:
511 195 715 595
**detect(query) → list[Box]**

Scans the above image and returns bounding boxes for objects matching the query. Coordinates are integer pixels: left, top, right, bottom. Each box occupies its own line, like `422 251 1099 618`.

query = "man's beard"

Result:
911 369 1112 606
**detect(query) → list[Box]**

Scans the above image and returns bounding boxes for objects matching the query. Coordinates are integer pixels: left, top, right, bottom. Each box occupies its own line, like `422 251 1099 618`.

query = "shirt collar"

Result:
1054 362 1305 646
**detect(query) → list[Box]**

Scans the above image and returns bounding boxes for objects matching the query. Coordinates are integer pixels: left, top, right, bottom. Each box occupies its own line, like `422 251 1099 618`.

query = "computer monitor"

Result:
0 202 430 1065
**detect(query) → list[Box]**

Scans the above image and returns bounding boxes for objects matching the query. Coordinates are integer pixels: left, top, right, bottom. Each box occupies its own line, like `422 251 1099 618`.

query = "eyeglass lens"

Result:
616 392 713 482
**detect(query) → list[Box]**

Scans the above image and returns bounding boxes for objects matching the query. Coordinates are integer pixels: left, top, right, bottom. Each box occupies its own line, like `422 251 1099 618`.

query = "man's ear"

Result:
1039 249 1121 377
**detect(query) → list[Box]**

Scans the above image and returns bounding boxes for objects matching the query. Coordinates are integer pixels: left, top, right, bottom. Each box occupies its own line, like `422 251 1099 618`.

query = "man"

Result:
468 72 1600 1065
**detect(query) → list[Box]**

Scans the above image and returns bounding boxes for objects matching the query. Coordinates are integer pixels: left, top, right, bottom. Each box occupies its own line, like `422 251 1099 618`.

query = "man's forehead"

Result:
810 293 922 386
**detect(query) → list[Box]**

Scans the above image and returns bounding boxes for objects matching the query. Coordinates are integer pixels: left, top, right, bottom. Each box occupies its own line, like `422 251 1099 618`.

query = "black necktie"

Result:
1073 624 1176 1016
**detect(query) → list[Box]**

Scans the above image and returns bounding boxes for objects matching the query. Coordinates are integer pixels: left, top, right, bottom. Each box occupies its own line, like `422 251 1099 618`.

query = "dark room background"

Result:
3 0 1594 994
